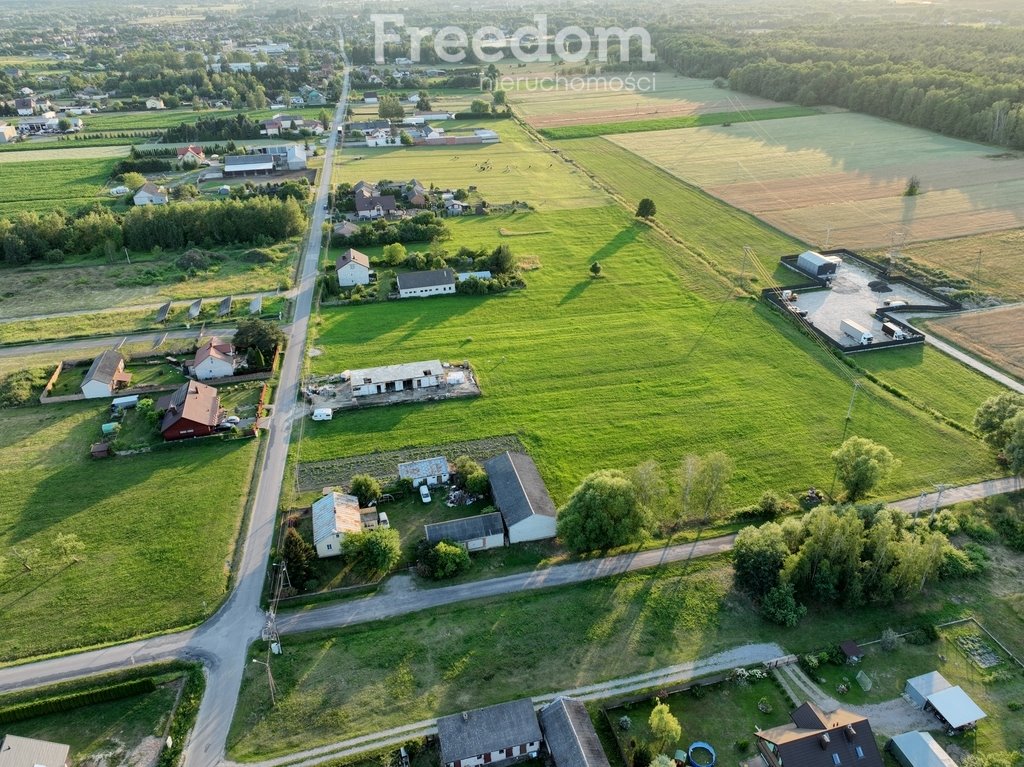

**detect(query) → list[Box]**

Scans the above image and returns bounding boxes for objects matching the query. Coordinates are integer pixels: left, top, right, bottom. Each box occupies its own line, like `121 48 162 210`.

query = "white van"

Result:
312 408 333 421
419 484 432 503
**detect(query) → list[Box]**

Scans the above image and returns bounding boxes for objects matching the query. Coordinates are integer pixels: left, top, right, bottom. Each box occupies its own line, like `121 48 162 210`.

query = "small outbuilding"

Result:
904 672 951 709
396 268 456 299
398 456 449 487
840 639 864 663
888 732 957 767
925 686 986 731
484 451 557 543
424 512 506 552
0 734 70 767
539 697 611 767
80 350 132 398
90 442 111 459
797 250 842 279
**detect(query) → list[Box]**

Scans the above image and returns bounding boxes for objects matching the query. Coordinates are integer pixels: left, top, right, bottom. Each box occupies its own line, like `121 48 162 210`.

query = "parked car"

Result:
223 415 241 425
419 484 432 503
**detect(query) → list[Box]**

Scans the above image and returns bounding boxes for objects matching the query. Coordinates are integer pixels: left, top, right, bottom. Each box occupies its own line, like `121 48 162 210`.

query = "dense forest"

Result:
655 23 1024 148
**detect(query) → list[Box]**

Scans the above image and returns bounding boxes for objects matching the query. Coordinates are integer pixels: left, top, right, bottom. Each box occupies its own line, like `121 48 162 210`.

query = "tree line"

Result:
331 210 449 248
654 23 1024 148
0 197 305 265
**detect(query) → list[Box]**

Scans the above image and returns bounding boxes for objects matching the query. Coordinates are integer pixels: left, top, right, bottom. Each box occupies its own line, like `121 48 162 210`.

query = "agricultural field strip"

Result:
922 305 1024 382
0 145 132 163
607 113 1024 248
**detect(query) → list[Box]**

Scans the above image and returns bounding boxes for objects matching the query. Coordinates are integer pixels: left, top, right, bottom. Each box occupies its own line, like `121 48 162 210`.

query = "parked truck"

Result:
881 322 906 341
840 319 874 345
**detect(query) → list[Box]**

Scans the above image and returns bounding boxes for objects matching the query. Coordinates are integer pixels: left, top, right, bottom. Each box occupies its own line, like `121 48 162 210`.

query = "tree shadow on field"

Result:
559 226 640 305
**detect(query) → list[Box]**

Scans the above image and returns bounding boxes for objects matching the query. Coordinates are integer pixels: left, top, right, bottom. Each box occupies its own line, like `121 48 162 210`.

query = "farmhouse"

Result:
437 699 543 767
397 455 449 487
396 268 456 298
80 350 132 398
14 98 37 116
190 337 237 381
406 179 428 207
158 381 223 440
352 180 378 197
133 182 168 206
306 89 327 106
755 702 883 767
484 451 557 544
145 97 165 109
259 144 308 170
888 732 957 767
0 735 70 767
355 194 397 219
348 360 444 397
365 128 396 147
539 697 611 767
311 491 384 558
336 248 371 287
424 512 506 552
176 145 206 166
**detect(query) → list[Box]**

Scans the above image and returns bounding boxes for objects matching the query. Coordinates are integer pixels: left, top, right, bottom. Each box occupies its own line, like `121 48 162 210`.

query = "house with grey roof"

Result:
395 268 456 299
347 360 444 398
0 735 70 767
80 350 131 398
539 697 611 767
483 452 557 543
133 182 168 206
424 512 505 552
398 456 449 487
437 698 542 767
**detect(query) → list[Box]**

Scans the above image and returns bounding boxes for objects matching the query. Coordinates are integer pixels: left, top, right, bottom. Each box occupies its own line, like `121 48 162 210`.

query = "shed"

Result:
484 451 557 543
0 734 70 767
905 672 951 709
840 640 864 663
888 732 957 767
398 456 449 487
90 442 111 459
111 395 140 410
926 686 986 730
424 512 505 552
797 250 841 278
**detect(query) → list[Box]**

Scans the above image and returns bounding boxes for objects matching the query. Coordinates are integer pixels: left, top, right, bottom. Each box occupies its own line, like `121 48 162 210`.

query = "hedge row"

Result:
158 665 205 767
0 677 157 724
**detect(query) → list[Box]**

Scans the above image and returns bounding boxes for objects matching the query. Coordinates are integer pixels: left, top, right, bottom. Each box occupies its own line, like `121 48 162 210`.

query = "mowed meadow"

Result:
0 401 258 660
608 112 1024 248
302 206 998 506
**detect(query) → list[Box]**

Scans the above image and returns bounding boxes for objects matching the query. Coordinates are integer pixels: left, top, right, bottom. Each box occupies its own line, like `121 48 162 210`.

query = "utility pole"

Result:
913 490 926 520
824 226 832 251
830 381 861 498
251 658 277 707
123 247 131 265
931 483 950 518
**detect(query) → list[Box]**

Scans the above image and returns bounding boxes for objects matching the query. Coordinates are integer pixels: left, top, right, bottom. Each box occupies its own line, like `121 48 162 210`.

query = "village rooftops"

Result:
757 702 883 767
354 194 396 213
437 699 542 766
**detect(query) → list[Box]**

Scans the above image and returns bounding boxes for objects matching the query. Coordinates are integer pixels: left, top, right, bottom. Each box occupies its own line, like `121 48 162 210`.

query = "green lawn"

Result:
0 401 258 661
81 106 330 133
334 120 606 210
0 157 118 215
302 207 996 507
229 544 1024 760
2 678 180 764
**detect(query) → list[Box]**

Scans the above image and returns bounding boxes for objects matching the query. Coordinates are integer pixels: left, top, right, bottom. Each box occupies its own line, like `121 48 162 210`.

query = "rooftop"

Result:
483 451 556 527
83 349 126 385
437 699 542 765
398 456 449 481
311 492 363 544
424 512 505 545
395 268 455 291
347 360 444 386
0 735 70 767
539 697 611 767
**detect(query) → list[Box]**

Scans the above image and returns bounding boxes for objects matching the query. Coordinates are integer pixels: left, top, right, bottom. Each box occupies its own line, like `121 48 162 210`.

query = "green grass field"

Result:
0 156 117 215
556 136 807 283
302 207 997 507
0 401 258 660
0 240 296 321
229 543 1024 760
537 106 820 140
81 106 329 133
335 120 606 210
0 145 132 163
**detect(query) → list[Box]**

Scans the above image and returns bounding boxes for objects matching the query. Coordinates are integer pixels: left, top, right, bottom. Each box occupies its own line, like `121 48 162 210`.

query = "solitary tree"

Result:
636 198 657 219
556 470 650 552
831 436 897 501
679 452 734 523
349 474 382 506
590 261 602 278
492 89 507 107
904 176 921 196
377 95 405 120
648 703 682 752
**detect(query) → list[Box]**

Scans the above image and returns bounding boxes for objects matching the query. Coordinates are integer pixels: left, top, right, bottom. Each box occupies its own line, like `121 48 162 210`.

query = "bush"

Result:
0 678 157 724
341 528 401 577
158 666 205 767
177 249 212 272
0 368 49 408
619 715 632 731
416 539 471 580
756 490 796 520
349 474 382 506
880 627 901 651
761 582 806 627
465 470 490 496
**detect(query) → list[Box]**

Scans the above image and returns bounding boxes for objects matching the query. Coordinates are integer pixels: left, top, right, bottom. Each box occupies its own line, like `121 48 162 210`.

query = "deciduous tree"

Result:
733 523 789 597
648 703 681 752
557 470 650 552
831 436 897 501
349 474 382 506
636 198 657 218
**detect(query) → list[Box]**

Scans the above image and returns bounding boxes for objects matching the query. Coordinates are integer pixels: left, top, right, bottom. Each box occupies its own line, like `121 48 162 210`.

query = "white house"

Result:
0 123 16 143
424 512 505 552
437 699 543 767
365 128 395 147
395 268 456 298
413 110 455 121
336 248 371 287
398 456 449 487
311 492 384 558
133 182 168 206
484 451 558 543
80 350 132 398
191 337 237 381
363 91 379 104
348 360 444 397
145 97 166 110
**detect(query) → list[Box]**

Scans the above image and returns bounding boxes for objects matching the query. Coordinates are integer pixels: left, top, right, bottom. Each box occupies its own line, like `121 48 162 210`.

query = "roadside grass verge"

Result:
537 106 820 140
0 400 258 661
